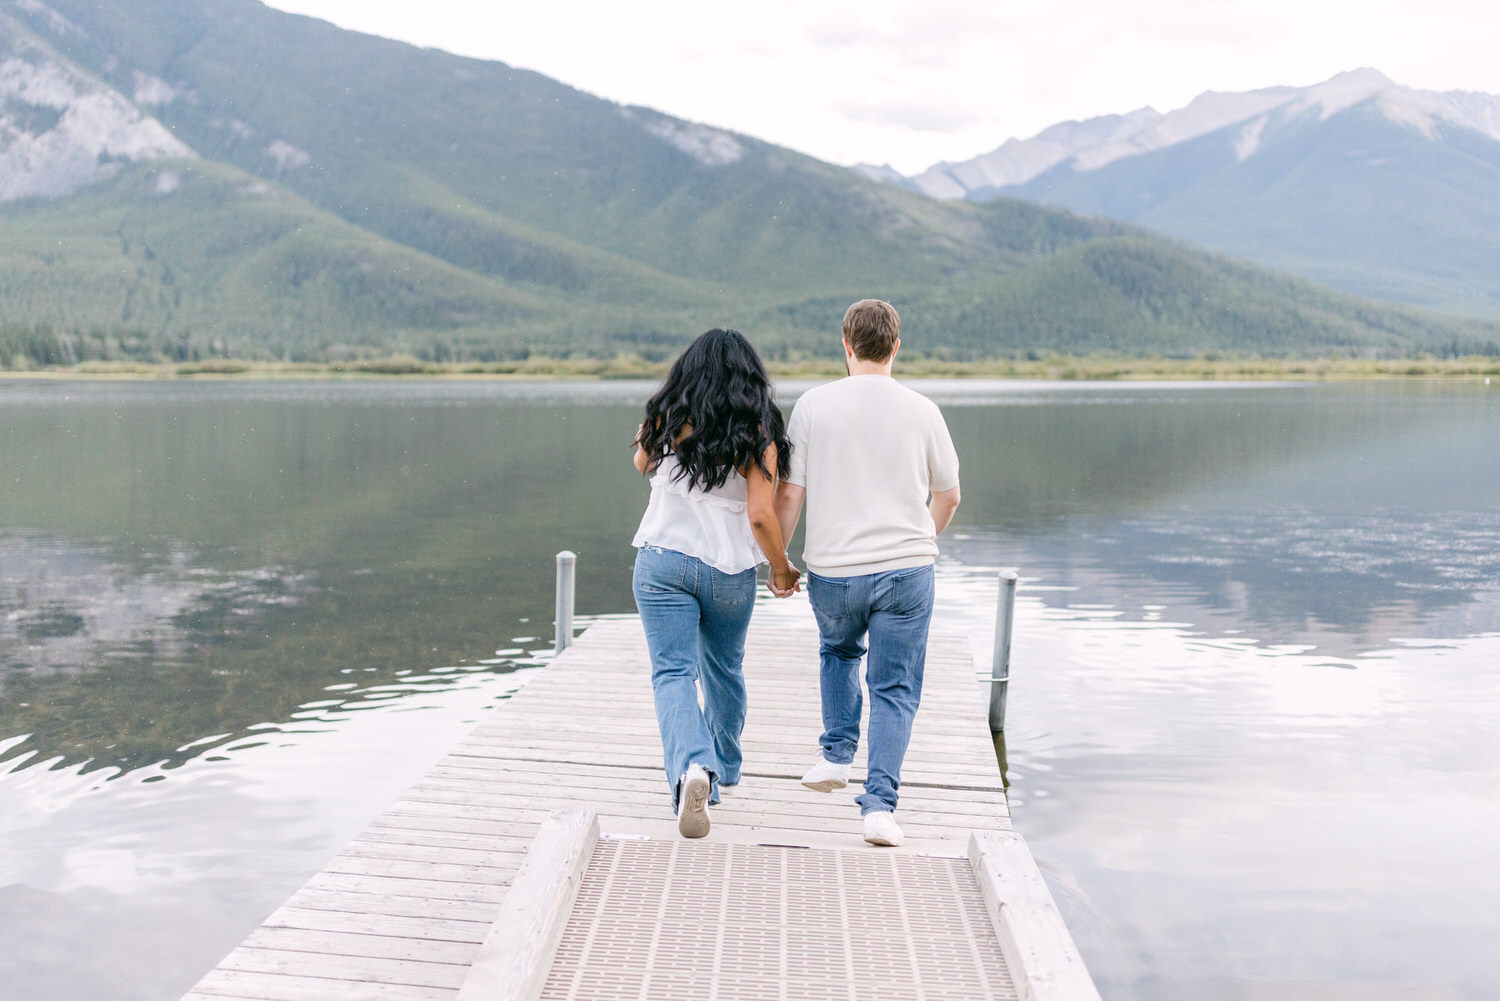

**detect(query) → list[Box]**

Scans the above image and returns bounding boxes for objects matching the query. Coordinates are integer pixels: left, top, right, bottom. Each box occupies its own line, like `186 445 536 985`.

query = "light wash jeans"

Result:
806 564 935 814
632 545 757 809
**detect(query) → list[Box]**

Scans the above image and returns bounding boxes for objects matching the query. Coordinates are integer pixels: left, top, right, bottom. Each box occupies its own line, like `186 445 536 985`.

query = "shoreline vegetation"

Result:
1 354 1498 382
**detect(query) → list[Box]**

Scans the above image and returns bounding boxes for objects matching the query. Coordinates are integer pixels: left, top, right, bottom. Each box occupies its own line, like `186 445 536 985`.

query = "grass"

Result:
8 353 1497 382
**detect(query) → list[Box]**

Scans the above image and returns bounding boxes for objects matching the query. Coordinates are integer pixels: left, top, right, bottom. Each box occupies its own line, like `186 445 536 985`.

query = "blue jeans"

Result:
632 545 757 809
807 564 935 814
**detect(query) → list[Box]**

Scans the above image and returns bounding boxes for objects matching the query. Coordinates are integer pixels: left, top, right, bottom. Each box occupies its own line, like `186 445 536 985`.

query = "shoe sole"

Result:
801 777 848 793
678 772 711 839
864 830 902 847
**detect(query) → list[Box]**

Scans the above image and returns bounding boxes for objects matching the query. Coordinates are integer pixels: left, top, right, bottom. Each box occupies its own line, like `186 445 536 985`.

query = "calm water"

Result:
1 378 1497 1000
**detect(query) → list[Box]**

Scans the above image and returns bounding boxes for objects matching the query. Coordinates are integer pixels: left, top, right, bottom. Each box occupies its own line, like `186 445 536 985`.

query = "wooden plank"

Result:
338 839 526 868
393 789 1006 836
389 793 1000 838
446 739 1000 782
242 926 478 965
420 759 1008 803
216 949 467 990
364 813 543 840
262 906 490 943
320 855 516 885
376 789 992 843
352 828 531 853
424 759 1008 801
372 792 1004 837
299 871 507 905
452 721 999 752
475 676 974 700
395 781 1005 826
185 969 451 1001
276 888 499 924
459 719 996 751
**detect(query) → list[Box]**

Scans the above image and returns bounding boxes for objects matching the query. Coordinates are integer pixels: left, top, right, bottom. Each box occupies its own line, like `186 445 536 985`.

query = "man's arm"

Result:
929 484 960 535
774 482 805 550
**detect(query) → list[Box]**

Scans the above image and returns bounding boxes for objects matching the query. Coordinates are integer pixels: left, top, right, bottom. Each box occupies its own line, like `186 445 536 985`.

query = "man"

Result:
775 299 961 847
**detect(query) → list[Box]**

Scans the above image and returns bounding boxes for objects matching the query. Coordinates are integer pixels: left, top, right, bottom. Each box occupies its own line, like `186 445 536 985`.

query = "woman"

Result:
631 328 801 839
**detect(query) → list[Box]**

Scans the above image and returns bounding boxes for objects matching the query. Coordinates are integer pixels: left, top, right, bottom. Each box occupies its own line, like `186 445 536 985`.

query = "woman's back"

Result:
633 453 761 573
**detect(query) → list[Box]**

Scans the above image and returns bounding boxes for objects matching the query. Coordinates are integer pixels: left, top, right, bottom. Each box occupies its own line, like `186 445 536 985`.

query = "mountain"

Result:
2 4 1498 365
899 70 1500 319
0 12 192 200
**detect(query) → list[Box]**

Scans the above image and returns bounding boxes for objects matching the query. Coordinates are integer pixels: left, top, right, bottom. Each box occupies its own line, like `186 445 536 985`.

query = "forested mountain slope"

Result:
3 1 1497 364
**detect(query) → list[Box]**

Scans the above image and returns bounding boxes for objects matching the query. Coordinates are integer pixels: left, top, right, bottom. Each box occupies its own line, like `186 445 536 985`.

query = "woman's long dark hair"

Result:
638 328 791 490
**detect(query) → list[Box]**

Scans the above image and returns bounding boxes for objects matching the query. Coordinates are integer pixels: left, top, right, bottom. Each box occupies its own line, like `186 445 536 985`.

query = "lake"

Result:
1 377 1497 1000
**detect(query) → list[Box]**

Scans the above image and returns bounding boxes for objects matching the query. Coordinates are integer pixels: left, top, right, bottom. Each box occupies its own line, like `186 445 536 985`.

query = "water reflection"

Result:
2 378 1498 1001
0 529 563 775
936 479 1500 1000
4 380 1489 775
0 534 311 675
0 658 537 1001
949 507 1500 661
0 381 649 777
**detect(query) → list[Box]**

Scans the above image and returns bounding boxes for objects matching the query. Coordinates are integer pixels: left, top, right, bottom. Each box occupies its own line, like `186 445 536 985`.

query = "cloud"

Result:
801 3 1018 70
801 19 895 51
837 95 990 134
263 0 1500 175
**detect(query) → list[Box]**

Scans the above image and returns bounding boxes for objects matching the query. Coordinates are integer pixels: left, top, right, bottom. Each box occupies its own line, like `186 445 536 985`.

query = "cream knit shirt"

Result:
785 375 960 577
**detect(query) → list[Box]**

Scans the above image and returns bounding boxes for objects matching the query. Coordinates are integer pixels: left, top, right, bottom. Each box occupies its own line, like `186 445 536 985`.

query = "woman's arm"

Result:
745 444 800 596
632 423 651 475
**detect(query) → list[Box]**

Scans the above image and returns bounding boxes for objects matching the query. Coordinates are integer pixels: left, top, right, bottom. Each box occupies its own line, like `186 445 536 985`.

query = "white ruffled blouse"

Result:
631 453 765 574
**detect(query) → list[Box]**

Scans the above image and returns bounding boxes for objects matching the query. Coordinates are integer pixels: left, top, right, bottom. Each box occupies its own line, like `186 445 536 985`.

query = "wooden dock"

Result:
181 616 1099 1001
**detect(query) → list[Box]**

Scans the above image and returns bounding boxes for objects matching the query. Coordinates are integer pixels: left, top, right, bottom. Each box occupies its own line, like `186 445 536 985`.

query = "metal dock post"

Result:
987 569 1018 733
554 550 576 653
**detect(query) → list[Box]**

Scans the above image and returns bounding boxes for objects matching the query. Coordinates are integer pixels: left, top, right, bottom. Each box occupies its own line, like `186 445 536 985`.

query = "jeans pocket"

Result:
882 565 934 615
711 566 755 606
633 546 687 593
807 571 850 618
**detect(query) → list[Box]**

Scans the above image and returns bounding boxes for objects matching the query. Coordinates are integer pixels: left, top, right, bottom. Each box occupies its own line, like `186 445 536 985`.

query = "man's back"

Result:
786 374 960 577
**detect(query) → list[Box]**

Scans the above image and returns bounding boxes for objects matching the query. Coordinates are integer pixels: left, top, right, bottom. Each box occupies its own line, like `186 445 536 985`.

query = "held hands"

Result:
767 563 802 598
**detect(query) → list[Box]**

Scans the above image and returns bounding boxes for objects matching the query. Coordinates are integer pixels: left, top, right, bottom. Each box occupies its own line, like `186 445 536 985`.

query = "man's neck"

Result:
845 353 895 377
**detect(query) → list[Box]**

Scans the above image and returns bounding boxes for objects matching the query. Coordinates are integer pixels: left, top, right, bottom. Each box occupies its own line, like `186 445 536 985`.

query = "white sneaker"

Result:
863 811 904 847
800 756 850 792
677 764 711 839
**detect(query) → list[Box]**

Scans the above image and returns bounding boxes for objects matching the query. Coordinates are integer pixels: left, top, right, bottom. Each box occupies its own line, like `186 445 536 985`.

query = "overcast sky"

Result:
265 0 1498 174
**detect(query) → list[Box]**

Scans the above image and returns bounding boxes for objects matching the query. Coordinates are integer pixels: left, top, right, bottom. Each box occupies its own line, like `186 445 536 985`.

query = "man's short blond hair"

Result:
842 299 900 362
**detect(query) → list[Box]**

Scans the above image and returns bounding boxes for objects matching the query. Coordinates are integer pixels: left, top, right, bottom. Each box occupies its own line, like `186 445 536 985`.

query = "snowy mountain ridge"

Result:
899 69 1500 200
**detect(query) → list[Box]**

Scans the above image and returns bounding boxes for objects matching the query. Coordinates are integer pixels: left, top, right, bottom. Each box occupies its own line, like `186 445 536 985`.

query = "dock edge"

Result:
456 807 599 1001
969 829 1102 1001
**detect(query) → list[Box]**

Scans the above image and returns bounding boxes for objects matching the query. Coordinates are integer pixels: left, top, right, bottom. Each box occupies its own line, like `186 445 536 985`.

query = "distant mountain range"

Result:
2 2 1497 365
863 70 1500 319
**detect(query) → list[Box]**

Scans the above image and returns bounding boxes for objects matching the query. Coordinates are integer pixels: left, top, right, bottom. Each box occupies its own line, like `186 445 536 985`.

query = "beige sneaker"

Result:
800 756 850 792
863 810 903 847
677 764 712 839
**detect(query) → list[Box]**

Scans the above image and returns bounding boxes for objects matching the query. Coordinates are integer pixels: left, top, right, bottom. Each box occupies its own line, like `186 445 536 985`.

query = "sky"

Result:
264 0 1499 175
